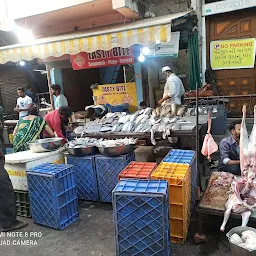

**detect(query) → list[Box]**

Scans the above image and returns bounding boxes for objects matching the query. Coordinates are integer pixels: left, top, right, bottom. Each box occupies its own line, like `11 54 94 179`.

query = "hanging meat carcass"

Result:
240 105 256 180
201 113 218 160
220 105 256 231
220 177 255 232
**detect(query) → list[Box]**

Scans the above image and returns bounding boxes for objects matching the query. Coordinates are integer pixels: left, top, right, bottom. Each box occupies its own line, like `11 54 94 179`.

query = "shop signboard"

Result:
147 32 180 58
203 0 256 16
210 38 256 70
92 82 138 112
70 47 134 70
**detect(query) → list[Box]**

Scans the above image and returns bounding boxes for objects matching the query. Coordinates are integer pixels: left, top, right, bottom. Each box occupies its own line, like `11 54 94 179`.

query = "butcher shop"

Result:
0 4 256 255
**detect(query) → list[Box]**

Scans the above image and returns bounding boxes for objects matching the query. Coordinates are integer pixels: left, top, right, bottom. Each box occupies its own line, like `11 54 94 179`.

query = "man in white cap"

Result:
158 66 185 109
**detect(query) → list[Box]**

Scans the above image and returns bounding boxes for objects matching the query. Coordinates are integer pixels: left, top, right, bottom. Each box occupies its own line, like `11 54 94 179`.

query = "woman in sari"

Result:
13 106 55 152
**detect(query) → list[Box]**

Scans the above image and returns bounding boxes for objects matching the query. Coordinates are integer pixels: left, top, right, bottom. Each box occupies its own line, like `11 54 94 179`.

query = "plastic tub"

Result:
226 226 256 256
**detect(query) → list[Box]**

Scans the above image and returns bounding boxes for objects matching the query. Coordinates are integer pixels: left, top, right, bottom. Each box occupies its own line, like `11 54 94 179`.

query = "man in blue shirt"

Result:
219 120 241 175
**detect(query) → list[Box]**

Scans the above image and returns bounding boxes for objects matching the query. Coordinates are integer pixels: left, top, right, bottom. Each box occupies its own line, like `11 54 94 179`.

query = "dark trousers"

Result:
0 162 17 228
219 164 241 176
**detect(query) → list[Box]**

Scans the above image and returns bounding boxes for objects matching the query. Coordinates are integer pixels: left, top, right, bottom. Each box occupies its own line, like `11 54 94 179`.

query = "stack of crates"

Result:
118 161 157 181
95 152 135 203
163 150 196 211
113 179 170 256
27 164 79 230
15 190 31 218
151 162 191 244
66 155 99 201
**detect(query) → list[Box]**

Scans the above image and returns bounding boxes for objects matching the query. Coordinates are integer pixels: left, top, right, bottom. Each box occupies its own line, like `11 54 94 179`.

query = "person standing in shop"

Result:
51 84 68 109
158 66 185 109
14 87 33 119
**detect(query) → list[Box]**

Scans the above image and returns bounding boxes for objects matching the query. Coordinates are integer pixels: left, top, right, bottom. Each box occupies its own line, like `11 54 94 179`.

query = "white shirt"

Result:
55 94 68 109
17 95 32 118
163 73 185 105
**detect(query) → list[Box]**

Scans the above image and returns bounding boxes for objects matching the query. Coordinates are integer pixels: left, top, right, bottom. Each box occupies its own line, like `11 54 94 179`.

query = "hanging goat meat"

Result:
201 113 218 160
220 177 254 232
220 105 256 231
240 105 256 179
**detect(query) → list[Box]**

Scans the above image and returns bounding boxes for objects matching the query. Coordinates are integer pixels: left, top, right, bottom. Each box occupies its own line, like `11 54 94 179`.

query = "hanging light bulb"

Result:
142 47 150 55
15 26 35 44
19 60 26 66
138 54 145 62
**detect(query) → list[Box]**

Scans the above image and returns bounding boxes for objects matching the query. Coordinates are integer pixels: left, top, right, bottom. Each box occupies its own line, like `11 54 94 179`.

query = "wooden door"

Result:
207 9 256 116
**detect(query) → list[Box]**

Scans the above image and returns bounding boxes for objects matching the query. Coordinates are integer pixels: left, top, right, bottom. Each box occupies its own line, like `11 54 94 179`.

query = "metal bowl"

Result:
98 144 135 157
28 138 63 153
66 146 98 157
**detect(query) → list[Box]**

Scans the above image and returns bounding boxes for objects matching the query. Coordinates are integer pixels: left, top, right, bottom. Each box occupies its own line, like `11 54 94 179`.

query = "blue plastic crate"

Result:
113 179 170 256
163 149 195 165
95 152 135 203
27 164 79 230
66 155 98 201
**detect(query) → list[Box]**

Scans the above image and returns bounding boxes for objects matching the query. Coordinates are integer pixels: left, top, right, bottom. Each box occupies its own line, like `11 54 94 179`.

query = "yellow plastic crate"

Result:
170 202 191 244
171 236 186 244
151 162 191 244
170 218 185 238
151 162 191 204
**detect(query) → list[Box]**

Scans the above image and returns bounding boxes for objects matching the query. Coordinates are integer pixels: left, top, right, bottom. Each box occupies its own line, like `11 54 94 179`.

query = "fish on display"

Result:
164 105 172 116
155 107 160 117
127 121 135 132
66 137 98 148
160 105 166 117
135 114 149 125
177 106 186 116
97 138 137 148
143 108 153 115
152 109 157 118
74 126 85 135
130 113 139 122
121 122 130 132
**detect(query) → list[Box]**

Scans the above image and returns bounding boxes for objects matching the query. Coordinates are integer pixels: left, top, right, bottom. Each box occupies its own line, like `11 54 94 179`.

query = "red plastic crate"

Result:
118 162 157 181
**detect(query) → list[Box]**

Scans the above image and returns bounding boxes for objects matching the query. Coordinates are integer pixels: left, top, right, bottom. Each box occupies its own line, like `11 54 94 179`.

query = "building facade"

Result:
202 0 256 116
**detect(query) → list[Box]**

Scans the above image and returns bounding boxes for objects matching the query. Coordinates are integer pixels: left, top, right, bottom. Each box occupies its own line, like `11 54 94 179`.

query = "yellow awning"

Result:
0 11 192 64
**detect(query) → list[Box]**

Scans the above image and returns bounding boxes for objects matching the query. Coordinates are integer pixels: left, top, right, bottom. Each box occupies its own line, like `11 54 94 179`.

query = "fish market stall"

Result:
70 106 208 149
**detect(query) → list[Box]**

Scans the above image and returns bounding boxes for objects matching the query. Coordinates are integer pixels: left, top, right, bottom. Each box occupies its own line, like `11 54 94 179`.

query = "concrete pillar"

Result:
134 62 143 108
